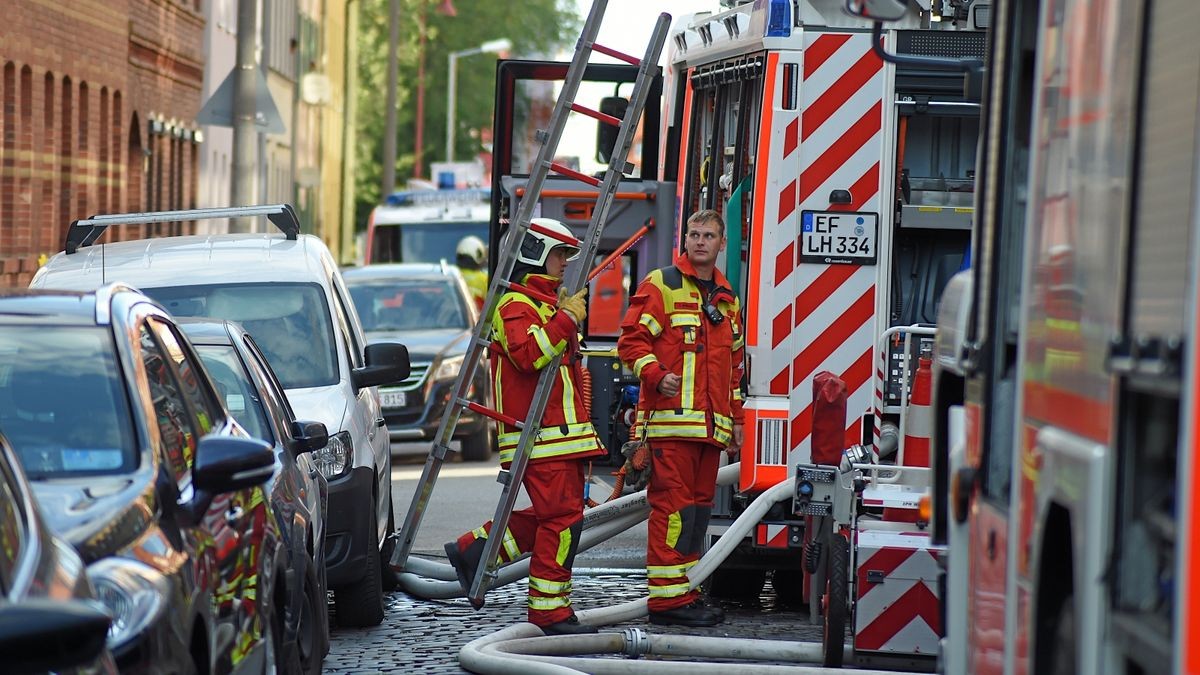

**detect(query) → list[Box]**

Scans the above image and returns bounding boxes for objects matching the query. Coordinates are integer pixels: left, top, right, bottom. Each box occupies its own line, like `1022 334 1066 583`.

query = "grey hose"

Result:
398 510 646 597
399 463 741 588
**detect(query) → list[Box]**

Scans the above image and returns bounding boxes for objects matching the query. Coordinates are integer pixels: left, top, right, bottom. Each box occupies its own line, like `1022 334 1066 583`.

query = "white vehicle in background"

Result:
364 187 491 266
31 204 411 628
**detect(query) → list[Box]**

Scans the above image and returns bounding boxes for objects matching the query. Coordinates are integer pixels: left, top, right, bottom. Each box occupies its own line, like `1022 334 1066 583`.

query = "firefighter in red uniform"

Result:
444 217 606 636
618 209 745 627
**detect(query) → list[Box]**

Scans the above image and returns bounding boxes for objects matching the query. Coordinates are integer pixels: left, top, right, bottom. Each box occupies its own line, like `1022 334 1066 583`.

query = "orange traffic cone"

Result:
882 355 932 524
902 356 933 468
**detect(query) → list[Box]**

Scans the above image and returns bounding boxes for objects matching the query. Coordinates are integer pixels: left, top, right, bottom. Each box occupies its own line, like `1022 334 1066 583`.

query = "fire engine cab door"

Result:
958 1 1040 673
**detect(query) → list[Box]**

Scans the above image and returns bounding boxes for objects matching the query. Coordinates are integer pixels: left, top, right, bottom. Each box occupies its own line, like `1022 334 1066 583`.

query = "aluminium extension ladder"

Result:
390 0 671 609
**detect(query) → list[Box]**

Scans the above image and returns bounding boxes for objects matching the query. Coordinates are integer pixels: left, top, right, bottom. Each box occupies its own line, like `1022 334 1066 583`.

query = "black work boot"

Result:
648 599 723 627
696 597 726 622
444 540 486 610
540 614 599 636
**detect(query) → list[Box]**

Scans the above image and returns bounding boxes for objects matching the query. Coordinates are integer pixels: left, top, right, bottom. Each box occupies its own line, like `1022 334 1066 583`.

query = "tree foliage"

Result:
355 0 580 223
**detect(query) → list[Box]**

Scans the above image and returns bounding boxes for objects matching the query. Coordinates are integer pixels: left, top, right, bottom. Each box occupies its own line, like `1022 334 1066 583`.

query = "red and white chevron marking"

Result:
764 31 885 464
854 532 943 654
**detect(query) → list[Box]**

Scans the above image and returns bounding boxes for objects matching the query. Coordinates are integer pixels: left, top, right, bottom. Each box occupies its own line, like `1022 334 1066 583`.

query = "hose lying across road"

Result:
400 462 929 674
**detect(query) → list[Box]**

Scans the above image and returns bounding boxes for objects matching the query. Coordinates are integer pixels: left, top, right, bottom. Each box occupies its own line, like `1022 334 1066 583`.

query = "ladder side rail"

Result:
561 14 670 299
466 15 672 605
392 0 613 569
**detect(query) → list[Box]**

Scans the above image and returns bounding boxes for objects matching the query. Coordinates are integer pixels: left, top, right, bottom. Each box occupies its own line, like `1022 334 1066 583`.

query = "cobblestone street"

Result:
325 567 827 673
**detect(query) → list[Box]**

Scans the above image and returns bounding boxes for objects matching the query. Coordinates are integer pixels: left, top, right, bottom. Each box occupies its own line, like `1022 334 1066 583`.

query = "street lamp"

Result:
446 38 512 163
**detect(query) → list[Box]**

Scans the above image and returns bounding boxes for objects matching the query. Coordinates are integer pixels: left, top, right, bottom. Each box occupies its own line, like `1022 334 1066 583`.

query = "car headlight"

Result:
312 431 352 479
87 558 170 651
432 354 465 382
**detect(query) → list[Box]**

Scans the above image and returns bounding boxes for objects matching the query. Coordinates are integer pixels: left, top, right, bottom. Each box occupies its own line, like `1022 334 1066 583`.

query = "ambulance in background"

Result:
365 162 492 266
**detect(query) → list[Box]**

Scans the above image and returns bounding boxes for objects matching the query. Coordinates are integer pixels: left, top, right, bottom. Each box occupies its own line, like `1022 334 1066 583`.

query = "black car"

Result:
343 263 495 461
0 285 279 674
0 431 115 674
180 319 330 673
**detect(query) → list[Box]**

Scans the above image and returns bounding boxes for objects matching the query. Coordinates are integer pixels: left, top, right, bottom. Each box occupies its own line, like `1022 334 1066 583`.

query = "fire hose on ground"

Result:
399 463 928 674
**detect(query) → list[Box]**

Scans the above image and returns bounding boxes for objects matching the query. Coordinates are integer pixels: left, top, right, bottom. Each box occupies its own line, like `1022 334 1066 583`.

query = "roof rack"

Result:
64 204 301 255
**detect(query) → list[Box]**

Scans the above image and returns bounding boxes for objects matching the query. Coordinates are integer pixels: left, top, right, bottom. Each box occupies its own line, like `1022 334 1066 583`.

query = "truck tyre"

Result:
461 423 493 462
823 532 849 667
334 506 385 627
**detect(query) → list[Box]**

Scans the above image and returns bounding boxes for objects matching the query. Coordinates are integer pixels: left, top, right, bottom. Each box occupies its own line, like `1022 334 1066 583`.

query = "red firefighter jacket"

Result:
617 254 746 447
491 273 605 467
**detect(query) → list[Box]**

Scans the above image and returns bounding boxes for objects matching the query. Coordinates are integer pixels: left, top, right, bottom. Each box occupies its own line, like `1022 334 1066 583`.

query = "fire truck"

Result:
487 0 983 663
901 0 1200 671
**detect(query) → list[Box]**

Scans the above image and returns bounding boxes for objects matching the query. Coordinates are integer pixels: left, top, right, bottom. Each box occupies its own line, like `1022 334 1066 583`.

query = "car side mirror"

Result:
595 96 629 164
0 600 112 674
352 342 411 390
291 419 329 456
178 435 275 525
193 435 276 493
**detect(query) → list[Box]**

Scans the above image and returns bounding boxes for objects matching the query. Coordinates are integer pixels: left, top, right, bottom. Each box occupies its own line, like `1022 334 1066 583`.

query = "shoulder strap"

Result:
657 265 685 290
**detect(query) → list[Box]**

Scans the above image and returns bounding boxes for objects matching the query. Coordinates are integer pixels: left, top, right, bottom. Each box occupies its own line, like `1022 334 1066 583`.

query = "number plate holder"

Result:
800 210 879 265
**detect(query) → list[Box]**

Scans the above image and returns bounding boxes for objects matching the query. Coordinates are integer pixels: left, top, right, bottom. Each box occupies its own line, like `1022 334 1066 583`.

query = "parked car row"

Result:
0 204 416 672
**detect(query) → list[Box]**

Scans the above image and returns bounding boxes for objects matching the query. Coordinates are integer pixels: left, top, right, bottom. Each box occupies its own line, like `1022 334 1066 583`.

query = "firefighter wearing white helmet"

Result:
444 217 602 635
456 235 488 310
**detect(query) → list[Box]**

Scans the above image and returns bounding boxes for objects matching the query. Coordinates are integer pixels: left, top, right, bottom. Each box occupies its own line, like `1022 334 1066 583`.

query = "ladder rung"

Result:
570 102 621 127
528 219 583 248
549 162 602 187
591 42 640 66
462 400 524 428
505 280 558 306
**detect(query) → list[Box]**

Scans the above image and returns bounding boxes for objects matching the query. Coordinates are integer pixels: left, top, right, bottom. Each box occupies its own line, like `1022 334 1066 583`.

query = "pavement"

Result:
325 566 828 674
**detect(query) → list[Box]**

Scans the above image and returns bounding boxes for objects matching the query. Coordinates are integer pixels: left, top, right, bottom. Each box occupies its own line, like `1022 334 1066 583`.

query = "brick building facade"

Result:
0 0 205 286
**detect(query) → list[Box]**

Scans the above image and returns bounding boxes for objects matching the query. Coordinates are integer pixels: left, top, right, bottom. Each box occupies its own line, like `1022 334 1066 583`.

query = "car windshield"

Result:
146 283 339 390
0 326 137 477
347 279 467 332
195 345 273 444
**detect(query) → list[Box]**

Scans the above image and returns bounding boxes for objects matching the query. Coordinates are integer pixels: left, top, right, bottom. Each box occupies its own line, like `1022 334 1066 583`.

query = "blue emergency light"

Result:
765 0 792 37
384 187 490 207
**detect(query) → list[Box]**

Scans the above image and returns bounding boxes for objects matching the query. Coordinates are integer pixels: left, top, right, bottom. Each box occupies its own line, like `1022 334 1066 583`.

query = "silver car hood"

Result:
284 383 351 435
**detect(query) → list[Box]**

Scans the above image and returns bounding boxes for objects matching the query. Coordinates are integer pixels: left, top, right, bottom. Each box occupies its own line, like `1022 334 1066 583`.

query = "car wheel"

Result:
288 561 324 675
333 500 386 628
460 422 493 462
381 498 400 592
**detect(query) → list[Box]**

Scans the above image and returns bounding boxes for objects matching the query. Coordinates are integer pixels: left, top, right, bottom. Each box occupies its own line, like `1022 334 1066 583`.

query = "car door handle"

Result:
376 417 386 428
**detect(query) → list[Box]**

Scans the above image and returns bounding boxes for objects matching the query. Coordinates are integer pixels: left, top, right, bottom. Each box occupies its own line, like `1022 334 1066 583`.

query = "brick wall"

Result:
0 0 205 287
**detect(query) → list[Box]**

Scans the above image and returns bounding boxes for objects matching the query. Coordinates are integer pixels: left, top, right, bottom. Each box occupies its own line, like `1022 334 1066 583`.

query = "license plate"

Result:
800 211 878 265
379 390 408 408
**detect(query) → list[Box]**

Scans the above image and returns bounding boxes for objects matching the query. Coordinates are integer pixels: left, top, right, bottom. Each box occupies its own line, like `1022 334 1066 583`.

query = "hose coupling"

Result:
621 627 649 659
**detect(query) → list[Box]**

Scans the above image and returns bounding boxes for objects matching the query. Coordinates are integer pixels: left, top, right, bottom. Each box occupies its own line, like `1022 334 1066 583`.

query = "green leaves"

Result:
354 0 580 225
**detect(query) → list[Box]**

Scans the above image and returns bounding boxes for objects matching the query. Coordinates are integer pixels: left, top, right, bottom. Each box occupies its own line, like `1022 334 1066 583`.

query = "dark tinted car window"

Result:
0 456 26 595
0 326 137 476
147 283 339 390
348 280 466 332
140 324 197 493
196 345 273 443
149 319 220 435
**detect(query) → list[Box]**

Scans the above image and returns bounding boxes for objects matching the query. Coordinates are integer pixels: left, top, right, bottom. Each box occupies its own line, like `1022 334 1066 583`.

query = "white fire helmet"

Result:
516 218 581 267
456 235 487 265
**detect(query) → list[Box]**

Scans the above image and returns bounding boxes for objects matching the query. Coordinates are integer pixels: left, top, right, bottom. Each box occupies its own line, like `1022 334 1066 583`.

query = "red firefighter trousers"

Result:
454 459 585 626
646 439 722 612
